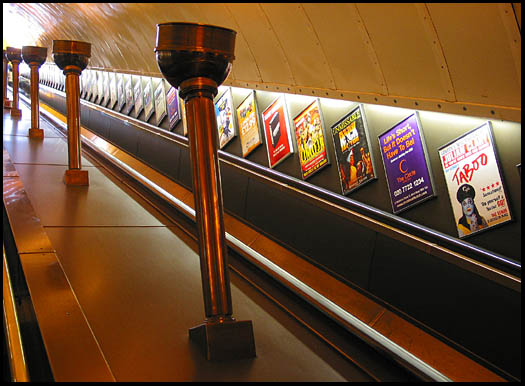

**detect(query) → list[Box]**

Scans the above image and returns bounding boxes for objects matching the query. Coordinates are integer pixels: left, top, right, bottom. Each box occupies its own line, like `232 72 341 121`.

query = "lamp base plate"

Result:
64 169 89 186
29 128 44 139
10 108 21 117
189 320 256 361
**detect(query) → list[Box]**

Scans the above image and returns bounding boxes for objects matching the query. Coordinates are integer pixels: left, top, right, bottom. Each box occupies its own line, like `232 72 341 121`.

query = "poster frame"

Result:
261 94 295 169
154 79 168 126
437 121 513 239
133 75 144 118
331 103 377 195
293 97 331 180
108 72 118 110
166 86 181 130
378 111 436 214
123 74 134 116
214 87 236 149
236 90 263 158
143 76 155 122
116 73 125 112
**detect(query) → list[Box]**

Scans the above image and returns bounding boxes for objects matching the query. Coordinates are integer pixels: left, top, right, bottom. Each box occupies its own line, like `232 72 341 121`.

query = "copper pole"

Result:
23 46 48 140
155 22 255 361
182 77 233 321
3 51 11 108
52 40 91 186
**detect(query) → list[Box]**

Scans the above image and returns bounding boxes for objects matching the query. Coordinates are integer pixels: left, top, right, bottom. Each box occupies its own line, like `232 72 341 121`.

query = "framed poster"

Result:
378 112 435 214
154 80 167 126
92 70 99 103
180 97 188 136
96 71 104 104
143 77 155 122
331 104 376 195
438 122 512 239
294 98 330 180
166 86 181 130
123 75 134 115
133 75 144 117
236 91 262 157
116 73 125 112
83 70 92 100
262 94 294 168
80 71 86 99
109 72 118 109
215 87 236 148
102 72 111 107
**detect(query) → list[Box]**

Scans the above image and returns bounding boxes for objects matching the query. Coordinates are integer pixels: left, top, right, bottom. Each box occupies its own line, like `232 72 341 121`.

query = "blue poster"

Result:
378 113 435 213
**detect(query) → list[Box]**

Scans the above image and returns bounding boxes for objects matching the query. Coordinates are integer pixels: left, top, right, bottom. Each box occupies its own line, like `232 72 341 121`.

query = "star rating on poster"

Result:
481 181 500 192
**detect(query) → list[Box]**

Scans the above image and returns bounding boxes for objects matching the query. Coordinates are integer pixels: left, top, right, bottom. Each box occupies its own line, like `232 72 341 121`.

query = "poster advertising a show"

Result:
438 122 512 239
143 78 155 122
378 113 435 214
166 87 181 130
215 88 236 149
331 105 376 195
154 81 167 126
294 99 330 180
236 91 262 157
262 95 294 168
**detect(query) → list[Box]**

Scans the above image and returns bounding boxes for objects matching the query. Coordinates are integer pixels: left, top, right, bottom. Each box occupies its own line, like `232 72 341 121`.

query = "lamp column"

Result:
3 50 11 108
6 47 22 117
155 22 256 361
22 46 48 139
52 40 91 186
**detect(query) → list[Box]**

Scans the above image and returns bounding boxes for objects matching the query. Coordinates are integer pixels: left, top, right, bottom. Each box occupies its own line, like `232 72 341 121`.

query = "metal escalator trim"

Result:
3 243 30 382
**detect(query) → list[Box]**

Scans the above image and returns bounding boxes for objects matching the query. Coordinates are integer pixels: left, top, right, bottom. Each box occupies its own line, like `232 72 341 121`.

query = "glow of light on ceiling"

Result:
3 3 44 49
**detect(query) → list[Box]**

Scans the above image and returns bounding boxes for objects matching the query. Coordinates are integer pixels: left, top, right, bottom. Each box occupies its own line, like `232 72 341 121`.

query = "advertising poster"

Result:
123 75 134 115
109 72 118 109
143 77 155 122
92 71 99 103
102 72 110 107
331 104 376 195
236 91 262 157
262 94 294 168
294 99 330 180
378 112 435 214
215 88 236 149
133 76 144 117
180 97 188 136
154 80 167 126
166 86 181 130
438 122 512 238
116 73 125 112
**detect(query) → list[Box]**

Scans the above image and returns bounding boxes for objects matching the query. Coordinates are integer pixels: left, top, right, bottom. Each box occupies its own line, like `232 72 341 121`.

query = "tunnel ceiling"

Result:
4 3 522 122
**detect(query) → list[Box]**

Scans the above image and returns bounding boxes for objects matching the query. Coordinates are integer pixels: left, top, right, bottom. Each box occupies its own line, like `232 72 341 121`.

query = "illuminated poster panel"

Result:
109 72 117 109
102 71 110 107
438 122 512 238
262 94 294 168
133 75 144 117
378 112 435 214
154 80 167 126
294 99 330 180
123 75 134 115
236 91 262 157
116 73 125 112
180 97 188 136
166 86 181 130
331 104 376 195
91 70 99 103
214 88 236 149
143 77 155 122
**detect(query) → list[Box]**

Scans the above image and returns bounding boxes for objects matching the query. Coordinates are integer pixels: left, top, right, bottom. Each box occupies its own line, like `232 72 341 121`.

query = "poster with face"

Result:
438 122 512 238
261 94 294 168
215 88 236 149
378 112 435 214
154 80 167 126
331 104 376 194
293 99 330 179
166 86 181 130
236 91 262 157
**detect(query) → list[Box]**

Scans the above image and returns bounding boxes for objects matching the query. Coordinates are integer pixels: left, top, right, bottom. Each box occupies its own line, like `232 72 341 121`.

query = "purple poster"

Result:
378 112 435 213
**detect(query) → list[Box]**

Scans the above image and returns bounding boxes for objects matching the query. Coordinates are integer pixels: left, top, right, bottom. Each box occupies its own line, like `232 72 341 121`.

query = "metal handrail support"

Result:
3 242 30 382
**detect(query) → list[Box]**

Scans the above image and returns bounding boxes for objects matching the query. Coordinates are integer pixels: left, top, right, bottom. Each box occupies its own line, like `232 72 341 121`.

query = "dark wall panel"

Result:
220 162 250 219
136 130 180 181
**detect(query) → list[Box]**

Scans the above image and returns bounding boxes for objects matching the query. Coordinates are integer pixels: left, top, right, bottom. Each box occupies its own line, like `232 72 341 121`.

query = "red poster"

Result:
262 95 294 168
